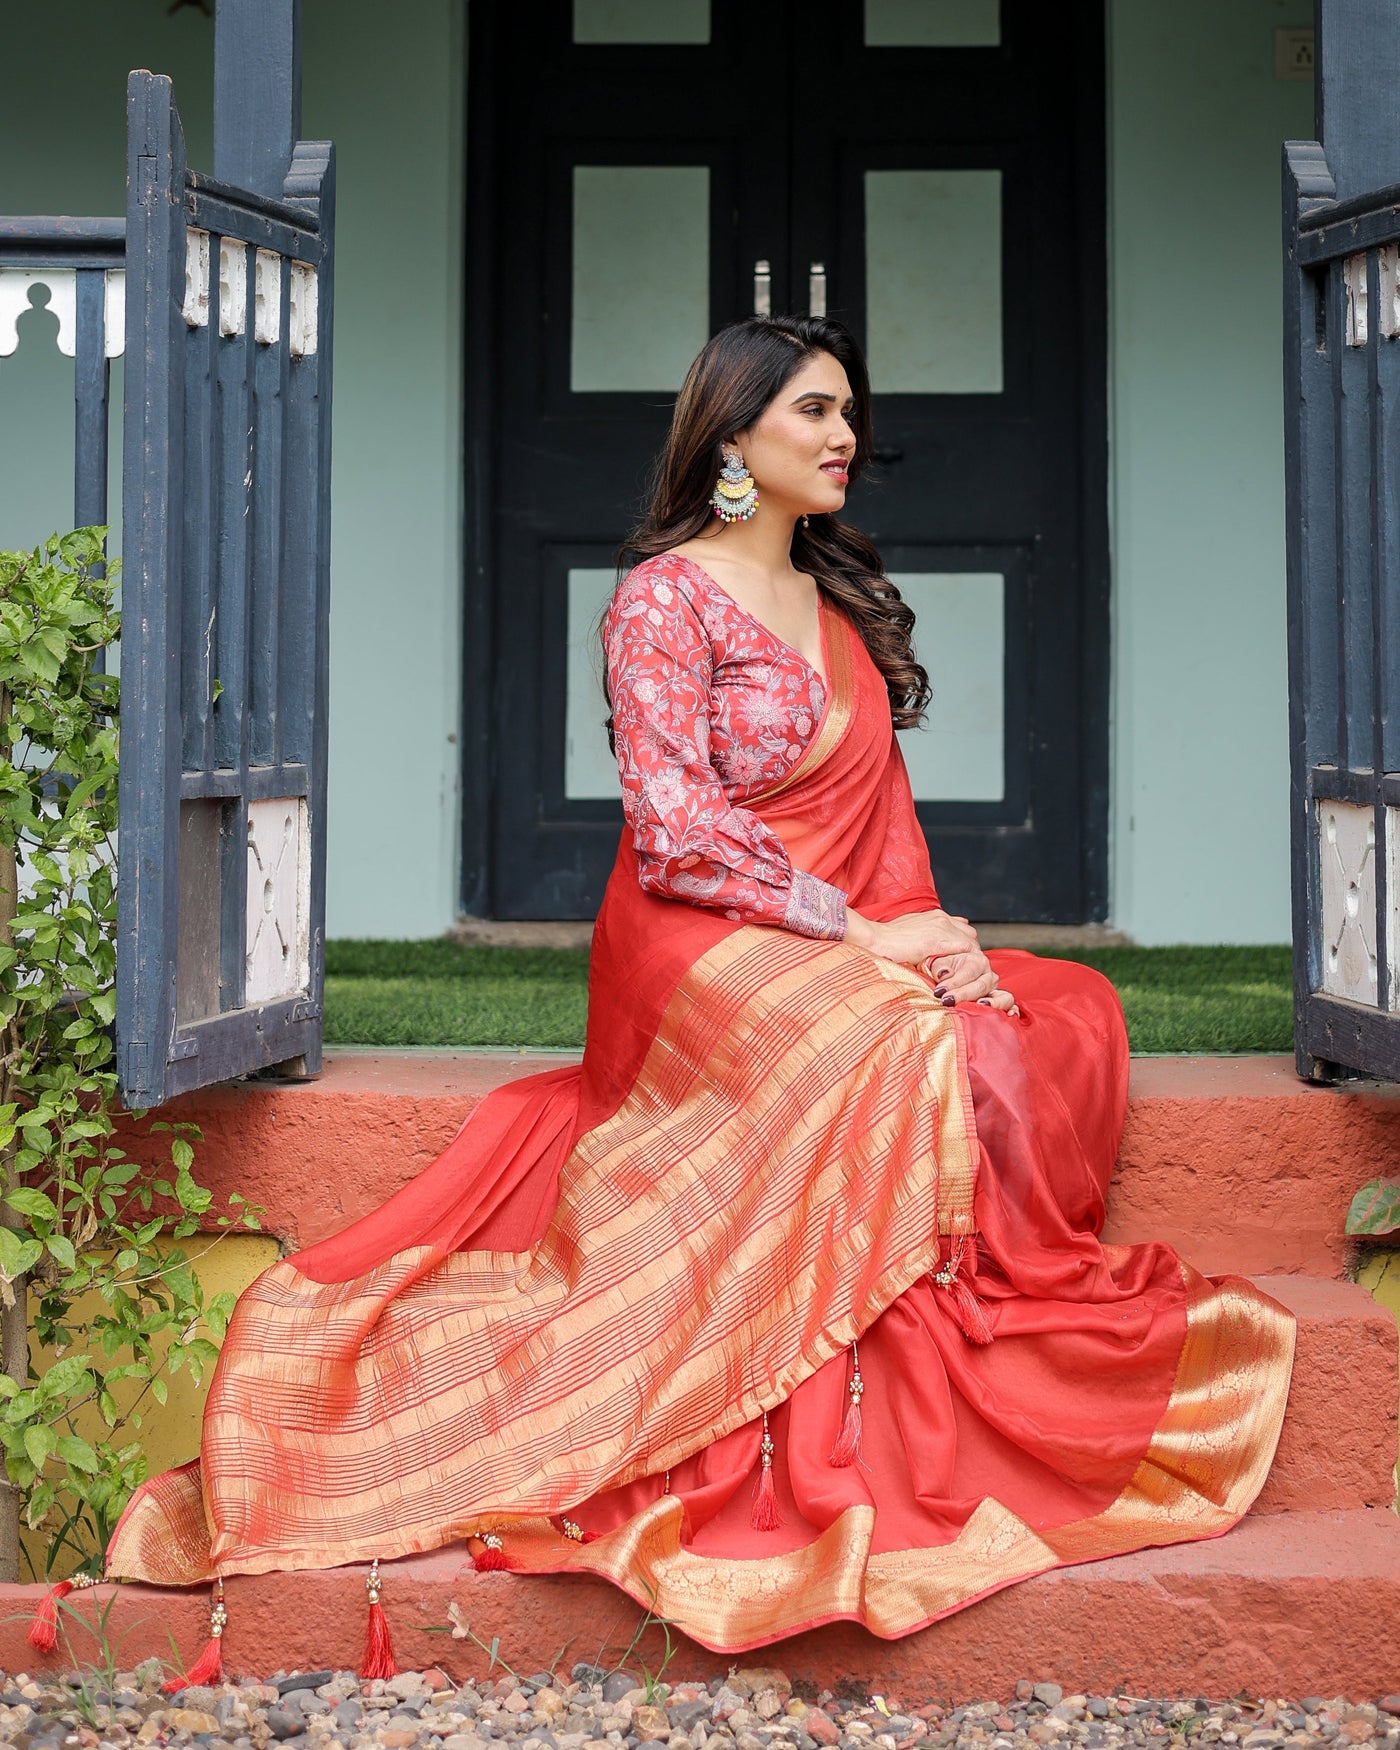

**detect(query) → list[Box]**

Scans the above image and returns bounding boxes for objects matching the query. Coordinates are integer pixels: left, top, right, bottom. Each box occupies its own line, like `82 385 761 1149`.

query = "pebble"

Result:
0 1663 1394 1750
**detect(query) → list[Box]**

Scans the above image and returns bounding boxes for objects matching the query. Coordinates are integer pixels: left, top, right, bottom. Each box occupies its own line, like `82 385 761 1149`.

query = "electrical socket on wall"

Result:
1276 27 1315 81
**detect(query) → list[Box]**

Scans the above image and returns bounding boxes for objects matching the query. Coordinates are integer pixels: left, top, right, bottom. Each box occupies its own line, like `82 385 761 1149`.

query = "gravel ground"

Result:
1 1664 1399 1750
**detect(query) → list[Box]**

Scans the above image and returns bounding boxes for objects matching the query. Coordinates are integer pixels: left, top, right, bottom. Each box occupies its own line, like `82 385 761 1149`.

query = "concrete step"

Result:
116 1052 1400 1277
1102 1057 1400 1279
1251 1276 1396 1514
7 1508 1399 1699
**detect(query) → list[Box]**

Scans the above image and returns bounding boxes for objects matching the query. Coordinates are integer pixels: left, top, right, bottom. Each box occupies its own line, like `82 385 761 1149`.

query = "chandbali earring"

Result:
711 449 758 523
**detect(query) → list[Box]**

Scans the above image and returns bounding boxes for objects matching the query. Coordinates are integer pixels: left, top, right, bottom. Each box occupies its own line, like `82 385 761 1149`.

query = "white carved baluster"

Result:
183 228 210 328
1344 252 1369 347
288 261 318 357
103 269 125 357
219 239 247 338
254 248 282 345
1379 244 1400 341
0 270 78 357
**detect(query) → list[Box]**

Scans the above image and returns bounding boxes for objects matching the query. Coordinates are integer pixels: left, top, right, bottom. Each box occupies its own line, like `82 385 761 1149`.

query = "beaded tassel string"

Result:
360 1559 398 1680
27 1571 98 1655
164 1578 227 1691
830 1341 866 1466
751 1409 782 1531
934 1234 994 1345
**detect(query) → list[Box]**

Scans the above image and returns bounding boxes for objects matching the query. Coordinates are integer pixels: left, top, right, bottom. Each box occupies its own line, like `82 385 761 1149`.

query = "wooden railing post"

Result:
213 0 303 199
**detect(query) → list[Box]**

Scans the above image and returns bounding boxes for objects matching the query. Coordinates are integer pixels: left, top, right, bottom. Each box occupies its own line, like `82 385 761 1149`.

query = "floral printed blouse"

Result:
604 553 848 940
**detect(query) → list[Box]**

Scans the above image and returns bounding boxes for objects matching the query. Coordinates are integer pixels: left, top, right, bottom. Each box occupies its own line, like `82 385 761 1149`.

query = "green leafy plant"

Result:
1345 1179 1400 1238
0 529 261 1579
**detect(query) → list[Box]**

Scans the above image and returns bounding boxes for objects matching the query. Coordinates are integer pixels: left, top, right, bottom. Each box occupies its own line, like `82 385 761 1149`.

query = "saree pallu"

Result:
107 606 1296 1650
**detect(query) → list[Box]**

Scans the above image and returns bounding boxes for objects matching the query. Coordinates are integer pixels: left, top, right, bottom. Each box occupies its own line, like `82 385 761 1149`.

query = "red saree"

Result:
107 579 1295 1652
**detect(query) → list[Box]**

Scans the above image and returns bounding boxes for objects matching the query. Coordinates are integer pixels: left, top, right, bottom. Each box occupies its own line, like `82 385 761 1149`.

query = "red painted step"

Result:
1249 1277 1396 1515
115 1053 1400 1278
7 1509 1399 1700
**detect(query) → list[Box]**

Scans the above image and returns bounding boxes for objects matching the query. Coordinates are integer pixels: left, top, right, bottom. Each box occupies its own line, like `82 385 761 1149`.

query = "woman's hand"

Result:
922 948 1020 1015
845 908 1020 1014
845 906 978 966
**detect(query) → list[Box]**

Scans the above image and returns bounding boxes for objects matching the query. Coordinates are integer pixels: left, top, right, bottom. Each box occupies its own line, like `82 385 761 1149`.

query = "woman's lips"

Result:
821 462 849 483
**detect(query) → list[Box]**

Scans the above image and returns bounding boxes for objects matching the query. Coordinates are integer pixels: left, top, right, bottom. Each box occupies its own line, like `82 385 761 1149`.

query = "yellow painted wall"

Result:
1355 1249 1400 1475
23 1233 280 1577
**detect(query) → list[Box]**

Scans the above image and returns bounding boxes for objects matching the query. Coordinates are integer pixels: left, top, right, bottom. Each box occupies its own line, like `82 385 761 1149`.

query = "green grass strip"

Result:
323 940 1294 1056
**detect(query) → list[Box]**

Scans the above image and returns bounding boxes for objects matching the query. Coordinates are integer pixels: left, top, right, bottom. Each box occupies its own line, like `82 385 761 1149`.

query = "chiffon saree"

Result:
107 597 1295 1651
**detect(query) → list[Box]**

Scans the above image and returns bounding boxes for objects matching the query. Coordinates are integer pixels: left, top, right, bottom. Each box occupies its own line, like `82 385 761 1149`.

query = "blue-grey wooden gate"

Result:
1283 5 1400 1080
116 68 335 1106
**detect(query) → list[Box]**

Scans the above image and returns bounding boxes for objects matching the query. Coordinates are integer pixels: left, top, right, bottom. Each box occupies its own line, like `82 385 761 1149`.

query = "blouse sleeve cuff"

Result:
782 869 849 941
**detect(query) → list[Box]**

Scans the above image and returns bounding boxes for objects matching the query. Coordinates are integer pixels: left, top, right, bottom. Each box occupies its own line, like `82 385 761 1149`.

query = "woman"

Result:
107 316 1294 1653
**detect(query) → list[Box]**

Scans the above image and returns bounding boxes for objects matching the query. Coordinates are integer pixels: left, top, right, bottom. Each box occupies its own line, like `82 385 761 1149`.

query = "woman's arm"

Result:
606 566 847 940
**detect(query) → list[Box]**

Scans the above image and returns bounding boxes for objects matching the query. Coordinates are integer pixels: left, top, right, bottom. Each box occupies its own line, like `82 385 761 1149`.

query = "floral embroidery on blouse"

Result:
604 554 848 940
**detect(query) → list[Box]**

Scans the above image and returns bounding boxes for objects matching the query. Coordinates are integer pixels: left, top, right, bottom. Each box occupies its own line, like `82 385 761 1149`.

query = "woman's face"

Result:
732 351 857 521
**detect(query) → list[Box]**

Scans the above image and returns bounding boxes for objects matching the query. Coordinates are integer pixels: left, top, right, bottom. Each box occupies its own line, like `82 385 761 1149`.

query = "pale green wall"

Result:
2 3 1325 942
0 0 464 941
1107 0 1313 943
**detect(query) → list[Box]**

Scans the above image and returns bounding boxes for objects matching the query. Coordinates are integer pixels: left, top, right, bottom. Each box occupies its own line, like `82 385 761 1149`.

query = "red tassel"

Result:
27 1580 74 1654
950 1275 994 1345
164 1580 226 1692
360 1560 399 1680
829 1343 865 1467
750 1411 783 1531
934 1236 995 1346
473 1533 509 1572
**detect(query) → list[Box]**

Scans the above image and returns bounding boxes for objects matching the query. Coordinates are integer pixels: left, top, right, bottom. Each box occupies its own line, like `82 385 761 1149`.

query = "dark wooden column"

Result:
213 0 303 198
1316 0 1400 198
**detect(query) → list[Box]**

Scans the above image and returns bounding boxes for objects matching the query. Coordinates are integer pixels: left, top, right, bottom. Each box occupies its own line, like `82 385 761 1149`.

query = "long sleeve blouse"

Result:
603 554 848 940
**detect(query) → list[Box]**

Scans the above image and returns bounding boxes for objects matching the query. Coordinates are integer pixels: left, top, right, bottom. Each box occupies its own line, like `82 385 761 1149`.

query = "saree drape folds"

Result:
107 584 1295 1650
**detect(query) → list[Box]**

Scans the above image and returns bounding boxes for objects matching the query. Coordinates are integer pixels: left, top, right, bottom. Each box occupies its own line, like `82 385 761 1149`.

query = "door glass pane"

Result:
573 0 710 43
572 166 709 391
893 573 1004 801
865 169 1003 394
566 568 623 800
864 0 1000 46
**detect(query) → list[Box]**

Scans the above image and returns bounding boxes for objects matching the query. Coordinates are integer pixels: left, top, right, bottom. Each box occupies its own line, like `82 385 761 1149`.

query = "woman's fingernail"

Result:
934 985 947 997
941 995 956 1008
977 997 992 1006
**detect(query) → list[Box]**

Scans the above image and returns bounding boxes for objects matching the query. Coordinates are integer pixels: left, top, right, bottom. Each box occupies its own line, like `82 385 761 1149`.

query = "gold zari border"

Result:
480 1263 1296 1651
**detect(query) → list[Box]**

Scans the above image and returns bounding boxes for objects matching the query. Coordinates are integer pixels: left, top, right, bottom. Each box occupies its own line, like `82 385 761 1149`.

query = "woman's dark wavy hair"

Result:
613 314 930 729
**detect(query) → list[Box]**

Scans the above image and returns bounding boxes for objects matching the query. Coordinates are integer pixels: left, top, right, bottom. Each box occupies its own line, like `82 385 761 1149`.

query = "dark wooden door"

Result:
464 0 1107 923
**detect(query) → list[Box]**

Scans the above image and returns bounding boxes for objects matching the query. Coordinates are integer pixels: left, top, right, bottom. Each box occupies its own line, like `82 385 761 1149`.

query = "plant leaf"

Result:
1346 1179 1400 1236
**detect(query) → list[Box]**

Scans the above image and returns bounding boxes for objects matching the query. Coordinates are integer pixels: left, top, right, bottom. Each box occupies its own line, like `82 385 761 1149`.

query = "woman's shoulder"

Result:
609 551 710 630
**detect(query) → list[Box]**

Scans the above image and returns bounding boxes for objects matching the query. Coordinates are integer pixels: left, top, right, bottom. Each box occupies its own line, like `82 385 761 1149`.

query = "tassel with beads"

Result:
360 1560 399 1680
559 1517 600 1546
750 1410 782 1531
164 1579 226 1692
829 1342 865 1466
473 1532 509 1572
28 1573 98 1655
933 1236 994 1346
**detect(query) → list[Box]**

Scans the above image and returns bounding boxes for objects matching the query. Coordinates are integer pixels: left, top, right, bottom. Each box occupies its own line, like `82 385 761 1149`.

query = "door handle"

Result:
753 259 771 317
808 261 827 318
